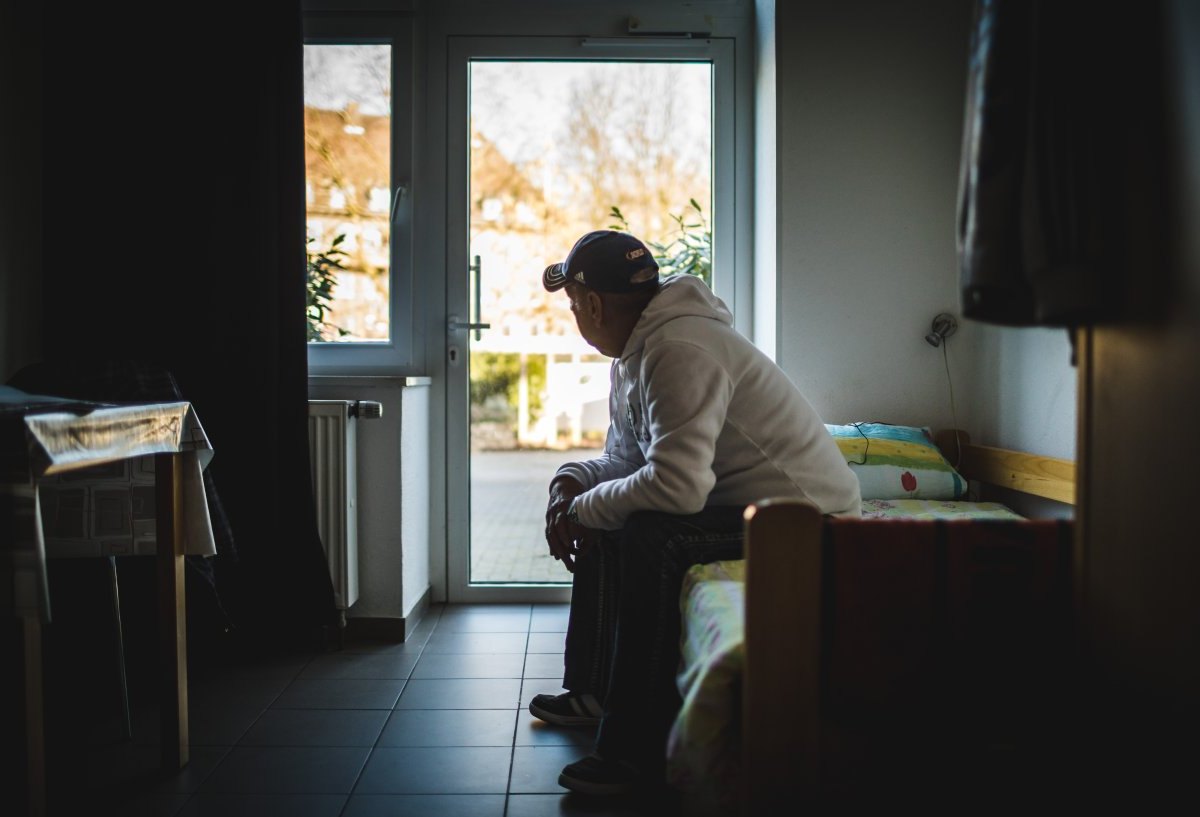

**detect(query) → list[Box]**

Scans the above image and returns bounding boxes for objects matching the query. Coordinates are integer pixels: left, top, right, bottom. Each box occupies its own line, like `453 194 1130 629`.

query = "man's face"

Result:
565 283 609 355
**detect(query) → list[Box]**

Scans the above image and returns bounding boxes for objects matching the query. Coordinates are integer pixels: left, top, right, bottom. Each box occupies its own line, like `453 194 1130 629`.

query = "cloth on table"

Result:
4 361 235 629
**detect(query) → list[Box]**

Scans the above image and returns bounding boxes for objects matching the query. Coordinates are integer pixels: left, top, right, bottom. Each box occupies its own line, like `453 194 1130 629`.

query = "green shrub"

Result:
306 234 350 342
470 353 546 423
609 199 711 286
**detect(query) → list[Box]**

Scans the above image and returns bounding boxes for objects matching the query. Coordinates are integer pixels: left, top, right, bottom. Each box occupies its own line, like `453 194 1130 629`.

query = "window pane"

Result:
304 44 391 342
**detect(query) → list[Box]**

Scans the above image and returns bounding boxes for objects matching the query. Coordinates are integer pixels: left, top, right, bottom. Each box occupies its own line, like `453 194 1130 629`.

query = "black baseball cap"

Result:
542 230 660 294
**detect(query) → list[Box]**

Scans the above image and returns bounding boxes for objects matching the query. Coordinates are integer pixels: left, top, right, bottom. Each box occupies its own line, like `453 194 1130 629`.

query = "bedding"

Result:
827 422 968 500
860 498 1022 520
669 558 746 803
667 499 1025 800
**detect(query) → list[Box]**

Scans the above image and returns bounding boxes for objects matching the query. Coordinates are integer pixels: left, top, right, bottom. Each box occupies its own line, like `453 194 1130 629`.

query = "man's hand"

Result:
545 476 593 573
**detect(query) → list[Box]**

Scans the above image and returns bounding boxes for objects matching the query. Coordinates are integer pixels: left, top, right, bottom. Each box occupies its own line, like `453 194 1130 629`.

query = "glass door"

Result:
445 36 733 601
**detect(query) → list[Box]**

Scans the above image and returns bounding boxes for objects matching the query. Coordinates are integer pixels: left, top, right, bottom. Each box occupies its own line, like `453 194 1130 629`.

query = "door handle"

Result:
447 315 492 334
389 183 408 225
449 256 491 340
469 254 486 341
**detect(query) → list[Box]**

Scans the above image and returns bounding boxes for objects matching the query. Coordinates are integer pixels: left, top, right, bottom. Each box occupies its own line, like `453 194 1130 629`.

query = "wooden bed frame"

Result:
741 431 1076 813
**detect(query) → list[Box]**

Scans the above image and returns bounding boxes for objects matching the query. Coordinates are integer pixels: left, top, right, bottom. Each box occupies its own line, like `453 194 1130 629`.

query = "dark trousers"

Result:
562 506 745 772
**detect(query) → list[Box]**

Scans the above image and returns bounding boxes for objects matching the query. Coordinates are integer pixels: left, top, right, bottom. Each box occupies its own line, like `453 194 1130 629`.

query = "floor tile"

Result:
188 679 292 744
55 601 699 816
506 793 651 817
353 747 512 794
109 699 261 748
407 618 437 640
394 678 522 710
191 652 315 683
238 708 389 747
510 745 586 794
377 708 517 747
339 639 426 656
530 605 570 633
423 631 528 654
272 678 405 710
438 603 531 616
436 606 532 632
527 632 568 653
178 793 348 817
121 793 193 816
516 708 596 749
190 677 292 711
300 651 420 680
190 705 271 746
200 746 370 793
78 791 192 817
342 794 506 817
523 652 565 678
78 744 229 796
411 652 525 679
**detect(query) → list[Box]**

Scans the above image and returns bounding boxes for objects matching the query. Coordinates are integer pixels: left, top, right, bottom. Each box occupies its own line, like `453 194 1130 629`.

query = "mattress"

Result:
860 497 1023 520
666 499 1025 798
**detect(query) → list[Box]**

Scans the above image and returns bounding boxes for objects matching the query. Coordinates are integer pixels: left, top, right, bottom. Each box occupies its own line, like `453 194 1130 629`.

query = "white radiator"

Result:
307 399 382 617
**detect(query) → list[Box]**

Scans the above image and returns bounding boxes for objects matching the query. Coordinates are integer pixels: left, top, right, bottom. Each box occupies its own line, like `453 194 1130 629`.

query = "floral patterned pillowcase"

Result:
825 422 967 500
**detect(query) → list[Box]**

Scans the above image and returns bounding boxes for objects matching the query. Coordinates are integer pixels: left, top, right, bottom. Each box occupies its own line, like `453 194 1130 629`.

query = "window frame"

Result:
304 14 417 375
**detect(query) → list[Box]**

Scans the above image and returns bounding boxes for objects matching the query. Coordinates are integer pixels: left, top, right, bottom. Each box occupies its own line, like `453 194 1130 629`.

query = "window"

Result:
304 16 414 374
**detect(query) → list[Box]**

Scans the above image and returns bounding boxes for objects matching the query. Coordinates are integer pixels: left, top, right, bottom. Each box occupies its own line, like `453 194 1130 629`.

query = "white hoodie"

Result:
557 274 861 530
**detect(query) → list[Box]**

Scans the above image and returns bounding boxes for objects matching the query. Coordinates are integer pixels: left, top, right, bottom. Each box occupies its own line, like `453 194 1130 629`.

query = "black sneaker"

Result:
558 753 643 796
528 691 603 727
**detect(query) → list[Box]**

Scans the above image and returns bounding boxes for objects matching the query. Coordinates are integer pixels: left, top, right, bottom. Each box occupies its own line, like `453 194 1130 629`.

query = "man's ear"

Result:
586 291 604 324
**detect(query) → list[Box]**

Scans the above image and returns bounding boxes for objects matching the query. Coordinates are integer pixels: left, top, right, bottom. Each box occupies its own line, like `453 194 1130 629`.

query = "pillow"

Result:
825 422 967 500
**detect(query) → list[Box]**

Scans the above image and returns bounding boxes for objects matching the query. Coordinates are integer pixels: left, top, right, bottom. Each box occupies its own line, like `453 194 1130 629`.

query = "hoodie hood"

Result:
621 274 733 360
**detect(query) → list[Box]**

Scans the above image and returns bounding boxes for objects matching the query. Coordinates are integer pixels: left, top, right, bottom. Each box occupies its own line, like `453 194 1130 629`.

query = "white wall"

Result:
771 0 976 430
308 377 431 621
400 380 432 618
966 325 1077 518
968 326 1076 459
766 1 1076 499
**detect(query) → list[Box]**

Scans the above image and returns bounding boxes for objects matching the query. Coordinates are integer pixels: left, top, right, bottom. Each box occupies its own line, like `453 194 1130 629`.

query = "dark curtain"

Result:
956 0 1169 327
41 2 336 638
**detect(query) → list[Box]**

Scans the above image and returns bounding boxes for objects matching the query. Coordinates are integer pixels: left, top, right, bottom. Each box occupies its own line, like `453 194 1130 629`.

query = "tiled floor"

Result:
470 449 595 583
46 603 681 816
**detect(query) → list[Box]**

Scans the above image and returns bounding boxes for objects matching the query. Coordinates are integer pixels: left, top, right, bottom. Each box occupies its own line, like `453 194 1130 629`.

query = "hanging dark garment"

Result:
956 0 1166 327
39 1 337 637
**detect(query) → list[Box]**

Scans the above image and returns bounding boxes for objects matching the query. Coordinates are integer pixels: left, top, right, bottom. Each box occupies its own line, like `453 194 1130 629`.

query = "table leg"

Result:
155 453 188 769
108 556 132 741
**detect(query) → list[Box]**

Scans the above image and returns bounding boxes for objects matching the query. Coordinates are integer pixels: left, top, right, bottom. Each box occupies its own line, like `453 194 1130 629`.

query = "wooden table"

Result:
2 391 214 816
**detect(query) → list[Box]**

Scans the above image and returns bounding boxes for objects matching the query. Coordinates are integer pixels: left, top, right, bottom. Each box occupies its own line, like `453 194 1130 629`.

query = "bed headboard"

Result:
934 429 1075 505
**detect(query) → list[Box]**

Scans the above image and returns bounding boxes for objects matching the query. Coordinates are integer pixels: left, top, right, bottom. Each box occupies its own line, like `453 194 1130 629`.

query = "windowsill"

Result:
308 375 431 387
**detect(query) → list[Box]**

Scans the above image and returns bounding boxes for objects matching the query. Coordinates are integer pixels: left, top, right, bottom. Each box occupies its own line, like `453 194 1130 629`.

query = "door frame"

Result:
438 33 748 603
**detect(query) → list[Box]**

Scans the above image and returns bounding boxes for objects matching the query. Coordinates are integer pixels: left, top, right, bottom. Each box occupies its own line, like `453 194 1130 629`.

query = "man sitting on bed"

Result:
533 229 861 796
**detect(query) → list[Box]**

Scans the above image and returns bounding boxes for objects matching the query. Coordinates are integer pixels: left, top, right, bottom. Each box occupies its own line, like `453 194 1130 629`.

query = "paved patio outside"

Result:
470 448 596 584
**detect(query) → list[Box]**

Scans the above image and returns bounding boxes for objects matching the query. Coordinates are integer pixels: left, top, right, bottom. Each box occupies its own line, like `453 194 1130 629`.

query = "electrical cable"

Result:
942 340 965 473
848 421 871 464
